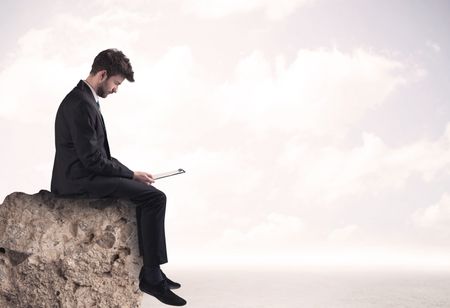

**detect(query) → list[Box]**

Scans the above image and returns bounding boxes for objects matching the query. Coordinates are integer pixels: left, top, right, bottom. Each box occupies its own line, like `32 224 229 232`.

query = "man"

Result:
51 49 186 306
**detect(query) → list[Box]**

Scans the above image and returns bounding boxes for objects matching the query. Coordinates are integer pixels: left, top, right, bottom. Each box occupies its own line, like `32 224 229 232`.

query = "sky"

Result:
1 0 450 270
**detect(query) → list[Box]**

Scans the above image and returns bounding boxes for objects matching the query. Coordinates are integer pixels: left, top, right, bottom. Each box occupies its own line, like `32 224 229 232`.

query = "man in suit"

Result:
51 49 186 306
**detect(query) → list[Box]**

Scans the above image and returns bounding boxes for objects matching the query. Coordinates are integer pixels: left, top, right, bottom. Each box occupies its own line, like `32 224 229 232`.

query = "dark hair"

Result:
90 49 135 82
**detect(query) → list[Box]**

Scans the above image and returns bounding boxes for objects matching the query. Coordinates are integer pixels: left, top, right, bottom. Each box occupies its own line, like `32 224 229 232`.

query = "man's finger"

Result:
145 175 155 184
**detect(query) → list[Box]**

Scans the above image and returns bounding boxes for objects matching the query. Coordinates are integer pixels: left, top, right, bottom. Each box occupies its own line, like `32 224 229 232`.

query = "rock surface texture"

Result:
0 190 143 308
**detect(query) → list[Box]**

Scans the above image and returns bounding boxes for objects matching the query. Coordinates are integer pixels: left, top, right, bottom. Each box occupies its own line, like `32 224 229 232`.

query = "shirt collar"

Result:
83 80 100 103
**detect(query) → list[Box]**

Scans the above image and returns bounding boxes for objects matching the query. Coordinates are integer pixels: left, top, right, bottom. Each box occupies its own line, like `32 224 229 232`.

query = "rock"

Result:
0 190 143 308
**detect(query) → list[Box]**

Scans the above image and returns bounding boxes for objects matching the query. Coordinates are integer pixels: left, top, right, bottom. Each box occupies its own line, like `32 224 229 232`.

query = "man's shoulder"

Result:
61 82 95 110
64 81 92 101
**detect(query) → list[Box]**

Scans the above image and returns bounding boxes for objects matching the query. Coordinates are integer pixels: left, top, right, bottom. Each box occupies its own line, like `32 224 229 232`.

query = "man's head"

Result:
87 49 134 98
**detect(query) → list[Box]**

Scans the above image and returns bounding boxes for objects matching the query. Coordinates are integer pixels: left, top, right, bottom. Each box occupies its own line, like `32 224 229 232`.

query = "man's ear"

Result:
99 70 108 82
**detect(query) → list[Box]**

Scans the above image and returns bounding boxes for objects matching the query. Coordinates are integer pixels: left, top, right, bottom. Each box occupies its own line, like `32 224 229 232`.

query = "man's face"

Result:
97 74 125 98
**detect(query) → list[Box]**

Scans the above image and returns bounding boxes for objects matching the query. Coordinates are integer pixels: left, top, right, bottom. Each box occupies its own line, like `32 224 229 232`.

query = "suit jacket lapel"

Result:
77 80 112 159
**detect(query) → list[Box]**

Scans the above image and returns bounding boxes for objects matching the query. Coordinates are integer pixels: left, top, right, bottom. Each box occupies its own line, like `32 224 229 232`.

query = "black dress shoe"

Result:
139 278 187 306
161 270 181 289
139 268 181 290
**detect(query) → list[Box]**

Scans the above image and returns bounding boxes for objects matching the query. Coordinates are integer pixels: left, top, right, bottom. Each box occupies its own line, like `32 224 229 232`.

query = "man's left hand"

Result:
133 171 155 185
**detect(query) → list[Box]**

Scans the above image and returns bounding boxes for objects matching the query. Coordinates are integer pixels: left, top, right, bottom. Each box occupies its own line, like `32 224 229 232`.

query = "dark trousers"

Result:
107 178 168 266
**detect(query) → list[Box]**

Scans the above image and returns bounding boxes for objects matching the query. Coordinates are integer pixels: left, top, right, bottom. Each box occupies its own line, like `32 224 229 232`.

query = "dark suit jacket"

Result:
51 80 134 197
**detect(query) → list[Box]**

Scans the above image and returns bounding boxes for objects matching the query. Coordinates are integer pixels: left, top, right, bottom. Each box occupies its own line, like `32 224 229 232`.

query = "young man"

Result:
51 49 186 306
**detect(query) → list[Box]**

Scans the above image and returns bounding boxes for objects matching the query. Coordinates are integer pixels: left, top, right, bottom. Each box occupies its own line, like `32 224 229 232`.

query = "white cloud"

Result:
206 212 304 254
181 0 314 20
214 48 407 137
285 124 450 204
426 40 441 53
0 9 150 121
328 225 359 242
413 193 450 230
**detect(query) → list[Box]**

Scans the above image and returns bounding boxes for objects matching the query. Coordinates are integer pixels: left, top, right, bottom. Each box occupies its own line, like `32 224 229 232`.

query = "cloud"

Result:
284 124 450 204
214 48 407 137
426 40 441 53
117 47 421 234
328 225 359 242
413 193 450 230
206 212 304 254
181 0 314 20
0 8 150 121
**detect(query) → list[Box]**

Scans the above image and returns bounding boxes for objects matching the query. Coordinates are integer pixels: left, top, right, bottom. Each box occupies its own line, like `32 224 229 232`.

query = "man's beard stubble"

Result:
96 81 109 98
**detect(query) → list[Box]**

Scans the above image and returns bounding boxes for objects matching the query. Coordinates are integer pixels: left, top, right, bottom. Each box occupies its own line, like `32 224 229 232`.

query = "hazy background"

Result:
1 0 450 274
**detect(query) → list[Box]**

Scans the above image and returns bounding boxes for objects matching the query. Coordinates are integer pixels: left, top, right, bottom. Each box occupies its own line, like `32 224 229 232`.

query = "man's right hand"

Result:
133 171 155 185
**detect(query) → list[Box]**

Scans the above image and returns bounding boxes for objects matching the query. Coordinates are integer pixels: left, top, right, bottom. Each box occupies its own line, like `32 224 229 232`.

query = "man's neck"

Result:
83 79 100 103
84 76 98 91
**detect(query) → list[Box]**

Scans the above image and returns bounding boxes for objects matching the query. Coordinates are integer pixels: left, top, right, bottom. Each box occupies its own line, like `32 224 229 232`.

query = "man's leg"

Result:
86 177 186 306
129 188 168 266
107 178 168 267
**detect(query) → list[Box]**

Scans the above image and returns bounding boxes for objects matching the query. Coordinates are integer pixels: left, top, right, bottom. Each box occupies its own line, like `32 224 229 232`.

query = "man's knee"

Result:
142 188 166 207
158 190 167 204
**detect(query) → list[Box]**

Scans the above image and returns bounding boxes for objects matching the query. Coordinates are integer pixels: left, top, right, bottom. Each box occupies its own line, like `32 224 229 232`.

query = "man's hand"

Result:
133 171 155 185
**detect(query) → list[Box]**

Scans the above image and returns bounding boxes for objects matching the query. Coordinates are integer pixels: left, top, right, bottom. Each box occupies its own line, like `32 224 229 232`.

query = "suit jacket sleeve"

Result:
111 157 134 176
68 101 134 179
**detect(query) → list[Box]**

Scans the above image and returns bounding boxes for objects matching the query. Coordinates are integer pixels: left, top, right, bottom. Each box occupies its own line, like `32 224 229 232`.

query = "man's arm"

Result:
111 157 132 174
67 101 134 178
111 157 155 184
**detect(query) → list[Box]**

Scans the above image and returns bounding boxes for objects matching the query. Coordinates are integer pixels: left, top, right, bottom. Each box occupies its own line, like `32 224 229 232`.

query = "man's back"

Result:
51 80 133 197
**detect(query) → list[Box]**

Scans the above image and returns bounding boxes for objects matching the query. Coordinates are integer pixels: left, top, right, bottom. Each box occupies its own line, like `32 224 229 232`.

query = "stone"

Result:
0 190 143 308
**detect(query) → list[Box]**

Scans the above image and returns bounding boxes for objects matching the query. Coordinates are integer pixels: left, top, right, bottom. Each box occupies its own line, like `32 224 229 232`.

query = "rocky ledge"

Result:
0 190 142 308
